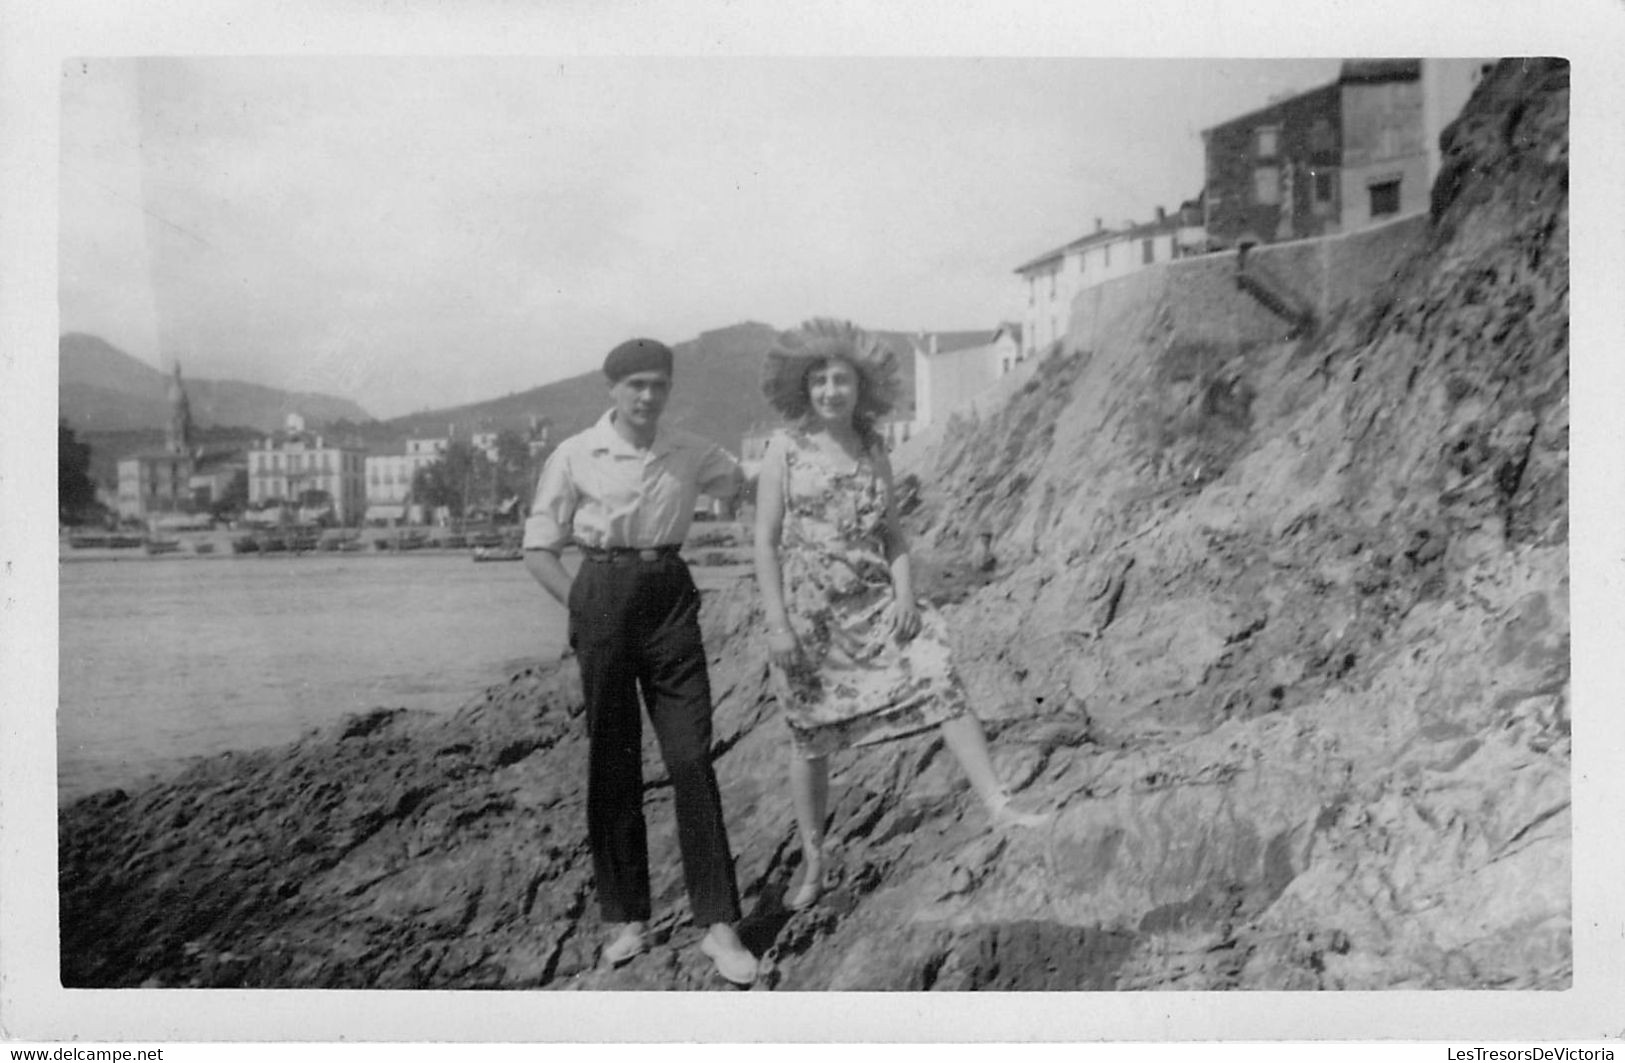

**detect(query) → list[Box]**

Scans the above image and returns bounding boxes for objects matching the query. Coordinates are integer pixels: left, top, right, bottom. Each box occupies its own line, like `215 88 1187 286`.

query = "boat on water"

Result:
143 538 182 556
472 546 524 562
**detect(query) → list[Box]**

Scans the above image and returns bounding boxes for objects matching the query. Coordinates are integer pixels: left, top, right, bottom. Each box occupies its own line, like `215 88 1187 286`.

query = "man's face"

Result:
610 370 672 433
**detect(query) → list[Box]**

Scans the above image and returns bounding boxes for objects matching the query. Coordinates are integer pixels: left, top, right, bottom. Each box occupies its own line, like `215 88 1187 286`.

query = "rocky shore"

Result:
59 58 1570 991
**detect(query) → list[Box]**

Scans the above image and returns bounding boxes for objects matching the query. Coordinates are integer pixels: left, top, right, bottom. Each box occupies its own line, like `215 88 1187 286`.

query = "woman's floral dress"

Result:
767 427 970 757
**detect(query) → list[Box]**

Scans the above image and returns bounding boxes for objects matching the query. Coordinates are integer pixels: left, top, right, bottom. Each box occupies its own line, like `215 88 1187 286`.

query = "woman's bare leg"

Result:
939 713 1048 827
788 751 829 906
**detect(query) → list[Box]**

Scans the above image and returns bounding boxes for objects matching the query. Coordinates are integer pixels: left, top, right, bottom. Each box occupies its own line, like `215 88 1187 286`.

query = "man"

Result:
522 337 758 986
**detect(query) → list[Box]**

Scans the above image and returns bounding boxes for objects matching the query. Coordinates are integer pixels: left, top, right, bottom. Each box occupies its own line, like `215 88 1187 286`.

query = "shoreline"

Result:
57 555 753 808
58 526 757 567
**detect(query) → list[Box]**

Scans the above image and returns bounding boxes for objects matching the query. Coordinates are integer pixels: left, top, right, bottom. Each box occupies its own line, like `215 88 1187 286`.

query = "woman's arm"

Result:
752 436 801 667
875 447 921 642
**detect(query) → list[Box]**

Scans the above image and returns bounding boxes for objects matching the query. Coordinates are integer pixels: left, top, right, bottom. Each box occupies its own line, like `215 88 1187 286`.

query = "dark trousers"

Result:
568 555 741 927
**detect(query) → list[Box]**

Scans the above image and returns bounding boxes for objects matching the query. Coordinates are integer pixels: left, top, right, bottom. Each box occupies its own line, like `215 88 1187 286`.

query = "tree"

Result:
411 441 483 520
59 424 100 525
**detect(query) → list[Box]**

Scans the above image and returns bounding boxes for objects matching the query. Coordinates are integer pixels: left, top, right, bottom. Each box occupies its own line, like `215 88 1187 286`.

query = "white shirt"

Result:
522 409 741 553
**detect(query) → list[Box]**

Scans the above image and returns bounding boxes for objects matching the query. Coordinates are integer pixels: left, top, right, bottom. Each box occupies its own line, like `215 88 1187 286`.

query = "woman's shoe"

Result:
787 840 825 911
601 921 647 967
986 791 1049 830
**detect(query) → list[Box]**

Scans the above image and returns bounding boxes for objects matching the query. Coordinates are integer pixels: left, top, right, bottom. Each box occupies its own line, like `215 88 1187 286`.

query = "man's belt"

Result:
579 544 683 564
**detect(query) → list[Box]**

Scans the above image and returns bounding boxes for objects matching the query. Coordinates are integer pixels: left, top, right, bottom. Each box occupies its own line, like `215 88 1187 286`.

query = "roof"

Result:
923 330 999 356
1123 212 1189 239
1015 224 1127 274
1339 58 1421 84
1013 244 1067 274
1063 227 1123 252
1200 77 1340 136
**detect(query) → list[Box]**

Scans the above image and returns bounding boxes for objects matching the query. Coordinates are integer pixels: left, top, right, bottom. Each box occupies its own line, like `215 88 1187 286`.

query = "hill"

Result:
58 59 1568 996
370 321 922 456
59 333 373 433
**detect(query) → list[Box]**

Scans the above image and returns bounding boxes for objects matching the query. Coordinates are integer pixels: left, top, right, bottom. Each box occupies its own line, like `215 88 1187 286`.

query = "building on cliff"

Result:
247 412 367 525
1202 58 1494 250
1014 203 1204 363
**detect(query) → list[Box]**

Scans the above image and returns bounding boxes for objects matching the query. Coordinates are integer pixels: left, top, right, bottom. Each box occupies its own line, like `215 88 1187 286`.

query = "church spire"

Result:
166 362 194 456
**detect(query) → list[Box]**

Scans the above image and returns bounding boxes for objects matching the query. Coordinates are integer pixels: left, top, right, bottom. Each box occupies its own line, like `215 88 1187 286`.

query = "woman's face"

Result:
806 358 860 427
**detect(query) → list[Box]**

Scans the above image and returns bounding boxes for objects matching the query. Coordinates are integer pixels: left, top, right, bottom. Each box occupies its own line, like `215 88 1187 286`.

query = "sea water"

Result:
57 554 568 804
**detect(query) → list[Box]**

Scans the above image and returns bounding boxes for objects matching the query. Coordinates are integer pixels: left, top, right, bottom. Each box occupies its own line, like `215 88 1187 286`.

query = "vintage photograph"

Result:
49 53 1571 999
8 4 1610 1040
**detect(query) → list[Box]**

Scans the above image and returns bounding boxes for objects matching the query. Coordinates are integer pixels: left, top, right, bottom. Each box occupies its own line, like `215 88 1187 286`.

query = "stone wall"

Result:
1068 211 1430 355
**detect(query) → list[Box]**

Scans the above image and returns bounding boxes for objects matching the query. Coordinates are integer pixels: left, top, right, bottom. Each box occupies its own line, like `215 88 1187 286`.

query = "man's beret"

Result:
603 338 674 382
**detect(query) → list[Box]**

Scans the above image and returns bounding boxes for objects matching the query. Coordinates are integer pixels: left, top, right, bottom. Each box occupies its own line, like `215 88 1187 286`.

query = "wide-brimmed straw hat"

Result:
760 318 901 426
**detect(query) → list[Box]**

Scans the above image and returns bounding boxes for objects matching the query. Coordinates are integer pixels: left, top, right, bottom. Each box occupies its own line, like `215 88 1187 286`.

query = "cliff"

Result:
58 59 1570 991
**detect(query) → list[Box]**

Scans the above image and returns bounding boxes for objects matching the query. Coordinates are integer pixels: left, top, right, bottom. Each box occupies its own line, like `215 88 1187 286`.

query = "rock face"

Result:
59 59 1569 991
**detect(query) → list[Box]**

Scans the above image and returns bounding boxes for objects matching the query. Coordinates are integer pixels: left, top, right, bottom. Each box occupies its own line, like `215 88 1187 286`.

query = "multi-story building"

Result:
1015 202 1204 361
363 436 449 524
1014 240 1082 362
1202 58 1496 250
1201 80 1344 250
247 413 367 524
116 449 195 520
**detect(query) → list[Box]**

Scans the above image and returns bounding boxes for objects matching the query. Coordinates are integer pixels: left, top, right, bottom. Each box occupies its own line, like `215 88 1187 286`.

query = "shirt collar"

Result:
589 408 675 458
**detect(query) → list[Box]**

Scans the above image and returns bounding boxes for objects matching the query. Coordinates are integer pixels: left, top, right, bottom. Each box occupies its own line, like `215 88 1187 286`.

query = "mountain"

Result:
59 334 373 433
372 321 922 455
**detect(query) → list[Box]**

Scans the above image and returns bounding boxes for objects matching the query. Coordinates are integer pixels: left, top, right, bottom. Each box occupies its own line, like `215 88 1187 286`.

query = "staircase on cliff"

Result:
1234 244 1318 337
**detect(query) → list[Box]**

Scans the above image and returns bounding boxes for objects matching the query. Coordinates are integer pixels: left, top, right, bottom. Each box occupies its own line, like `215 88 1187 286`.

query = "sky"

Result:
60 57 1350 419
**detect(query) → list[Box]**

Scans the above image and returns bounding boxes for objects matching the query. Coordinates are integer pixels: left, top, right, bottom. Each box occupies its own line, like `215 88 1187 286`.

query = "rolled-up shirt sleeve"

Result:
697 443 742 502
522 447 576 552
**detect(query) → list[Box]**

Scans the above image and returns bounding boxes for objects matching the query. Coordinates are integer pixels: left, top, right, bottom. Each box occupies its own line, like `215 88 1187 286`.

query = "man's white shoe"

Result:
699 925 758 986
602 922 647 967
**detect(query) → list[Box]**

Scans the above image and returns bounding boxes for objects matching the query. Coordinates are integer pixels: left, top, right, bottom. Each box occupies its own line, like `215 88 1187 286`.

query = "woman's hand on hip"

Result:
767 627 803 670
892 599 922 643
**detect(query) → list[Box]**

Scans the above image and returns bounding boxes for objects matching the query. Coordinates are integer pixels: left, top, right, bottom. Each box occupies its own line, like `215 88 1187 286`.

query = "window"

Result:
1104 243 1111 267
1256 125 1278 158
1048 271 1056 298
1142 239 1155 265
1254 165 1281 205
1369 178 1401 217
1313 170 1333 203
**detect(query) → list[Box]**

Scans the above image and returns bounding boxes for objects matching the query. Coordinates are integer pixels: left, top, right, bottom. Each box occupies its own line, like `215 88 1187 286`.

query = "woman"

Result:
753 318 1046 911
